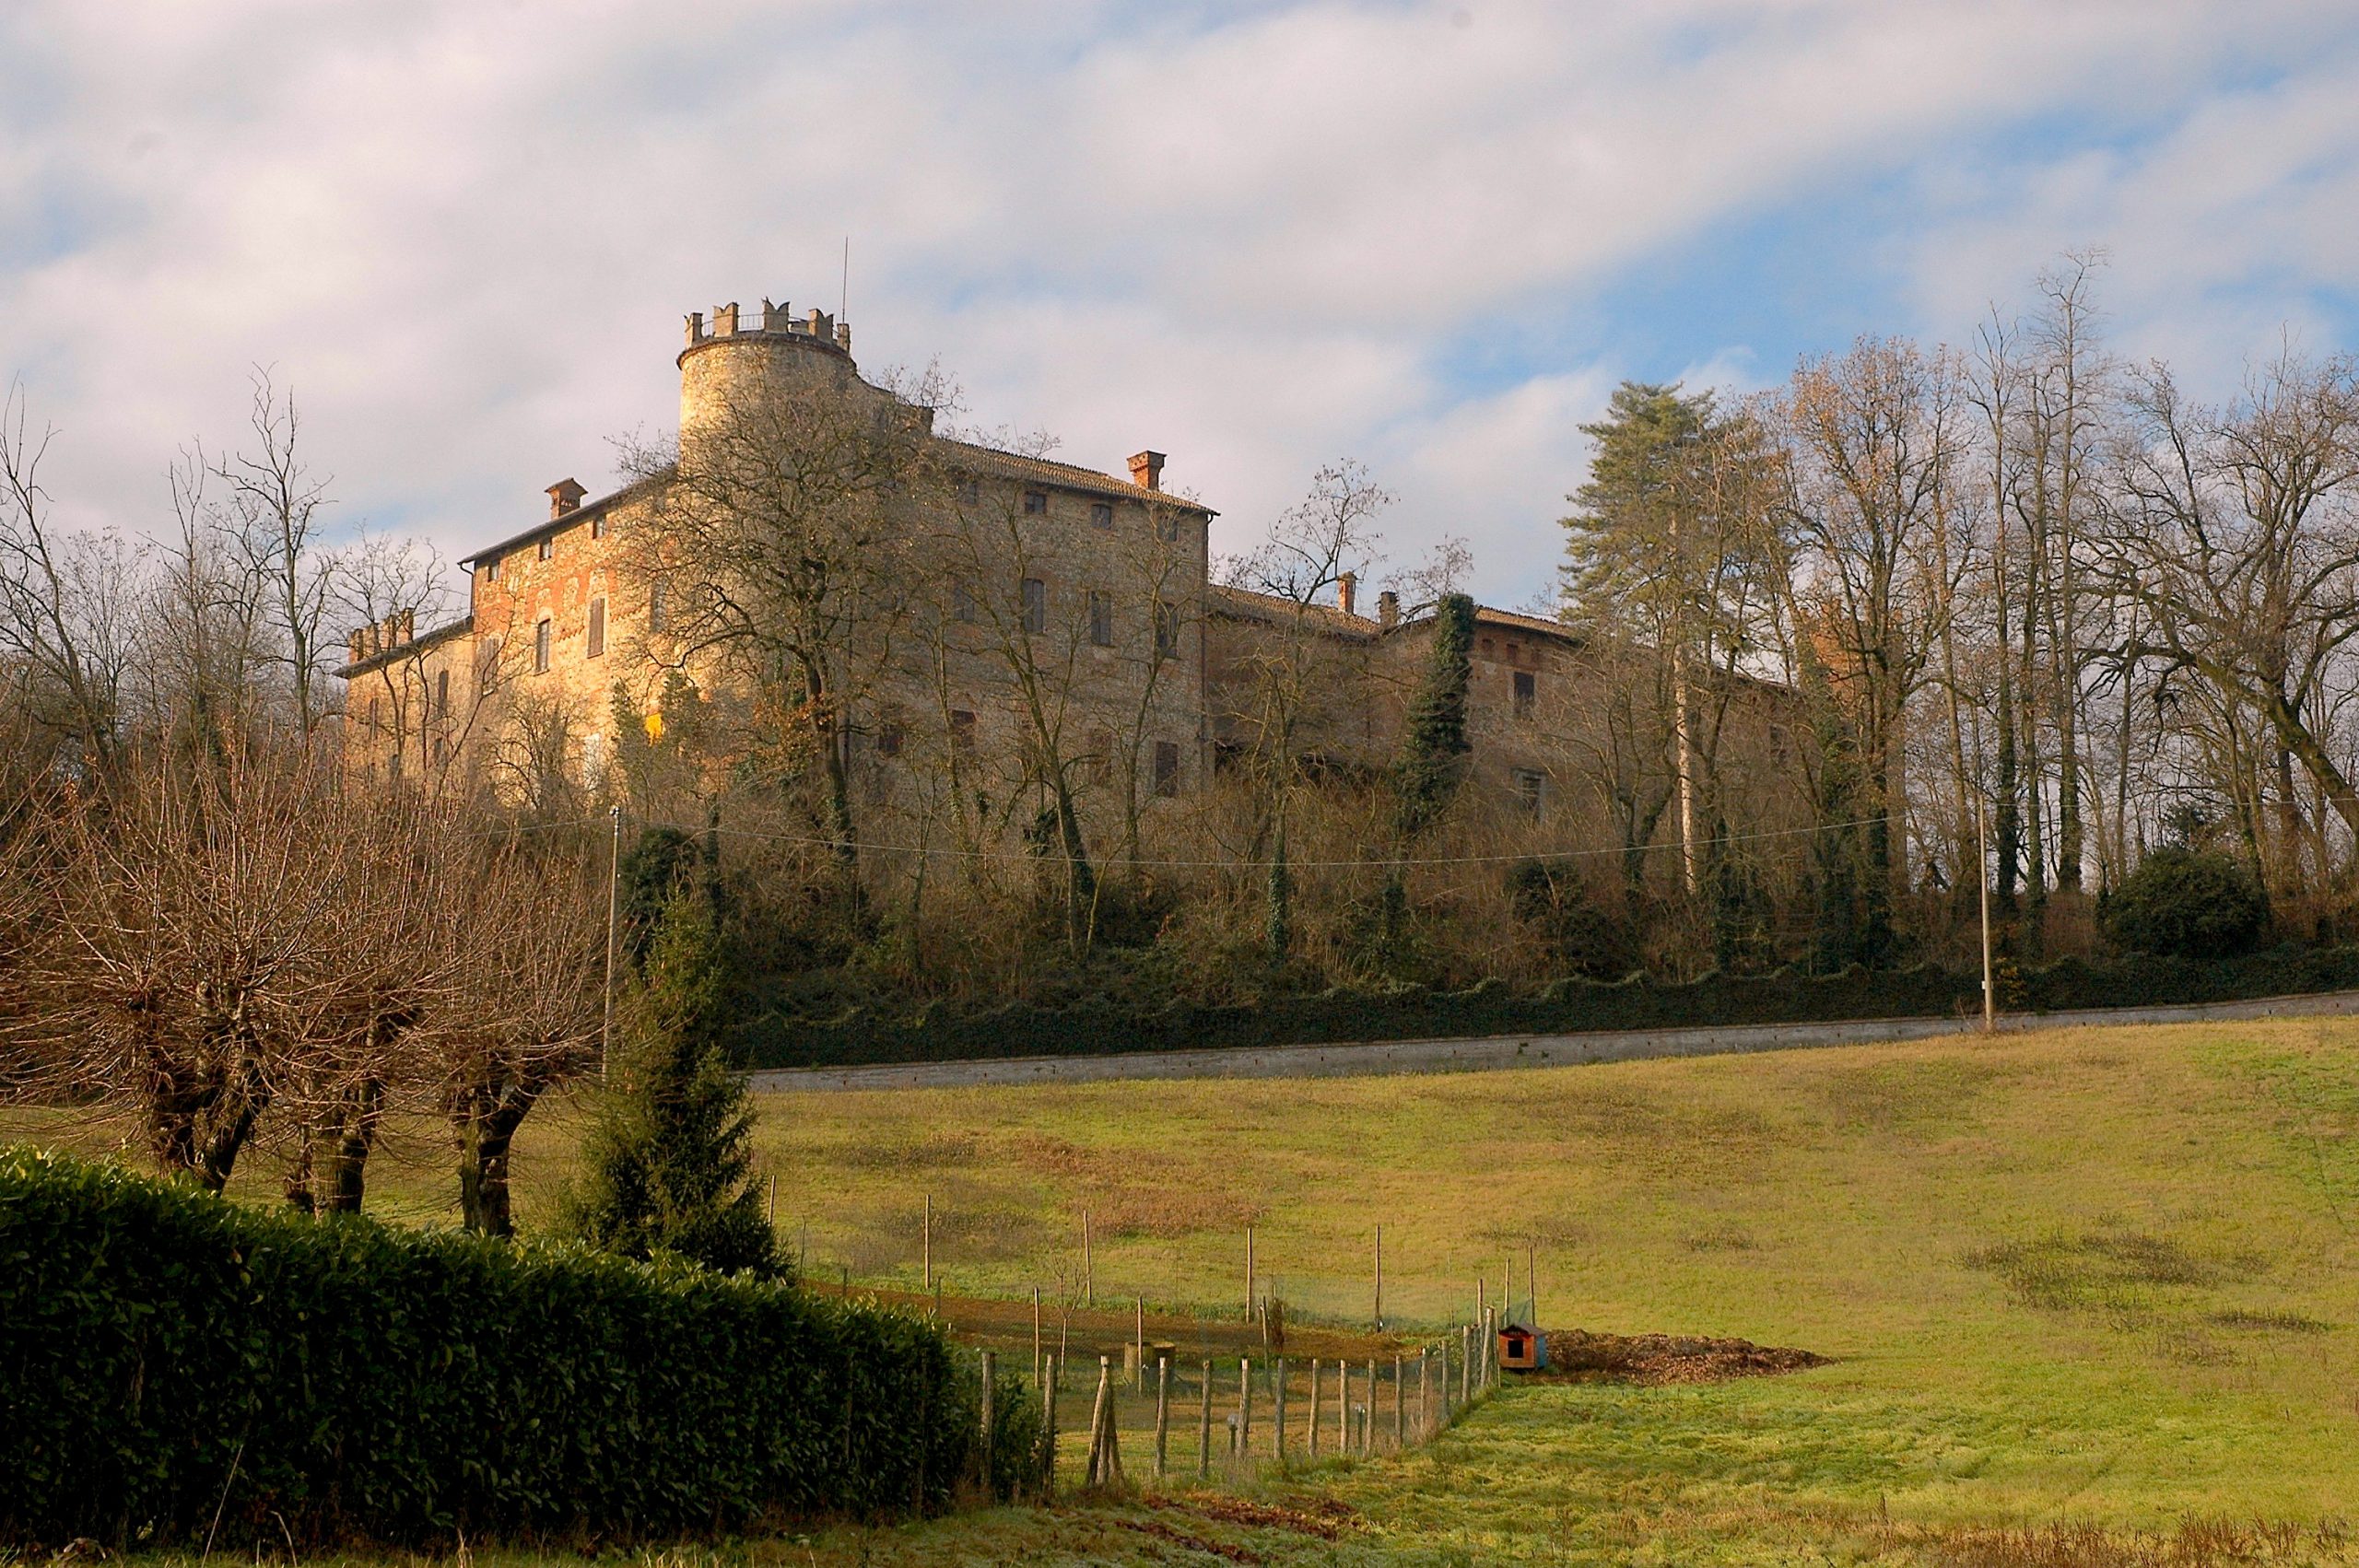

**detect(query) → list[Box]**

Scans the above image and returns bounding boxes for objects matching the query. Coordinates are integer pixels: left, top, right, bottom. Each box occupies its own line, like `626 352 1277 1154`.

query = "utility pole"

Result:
1978 792 1996 1033
601 803 622 1078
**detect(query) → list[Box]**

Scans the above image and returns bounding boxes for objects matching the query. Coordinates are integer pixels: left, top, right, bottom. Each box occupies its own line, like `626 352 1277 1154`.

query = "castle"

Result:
337 295 1802 889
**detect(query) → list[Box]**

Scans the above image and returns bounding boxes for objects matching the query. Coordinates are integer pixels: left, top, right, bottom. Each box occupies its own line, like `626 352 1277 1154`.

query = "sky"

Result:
4 0 2358 615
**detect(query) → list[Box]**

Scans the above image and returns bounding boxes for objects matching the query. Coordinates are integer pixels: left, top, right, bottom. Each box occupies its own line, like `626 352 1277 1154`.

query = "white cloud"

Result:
0 0 2353 623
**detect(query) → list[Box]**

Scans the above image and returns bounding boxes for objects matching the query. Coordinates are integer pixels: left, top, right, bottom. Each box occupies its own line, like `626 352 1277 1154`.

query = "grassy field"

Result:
13 1016 2359 1563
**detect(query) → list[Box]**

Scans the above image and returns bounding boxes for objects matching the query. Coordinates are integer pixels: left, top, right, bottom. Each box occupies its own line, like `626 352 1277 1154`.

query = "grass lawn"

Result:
12 1016 2359 1563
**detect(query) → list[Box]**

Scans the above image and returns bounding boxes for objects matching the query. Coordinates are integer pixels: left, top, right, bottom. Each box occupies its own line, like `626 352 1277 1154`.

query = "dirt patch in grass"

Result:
1116 1515 1262 1563
1154 1492 1358 1540
1524 1327 1829 1387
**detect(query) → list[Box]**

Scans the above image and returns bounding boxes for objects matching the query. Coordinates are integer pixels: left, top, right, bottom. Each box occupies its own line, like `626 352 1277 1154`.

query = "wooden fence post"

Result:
1308 1358 1321 1460
1273 1354 1288 1465
1031 1285 1042 1389
1244 1225 1255 1321
1082 1209 1093 1307
1086 1355 1113 1489
1236 1357 1252 1464
1373 1222 1382 1327
1418 1347 1431 1439
1459 1325 1472 1409
1040 1353 1059 1499
1392 1354 1404 1450
1133 1294 1145 1388
1154 1352 1171 1480
1364 1361 1377 1454
979 1349 996 1490
1197 1361 1214 1480
1333 1354 1347 1456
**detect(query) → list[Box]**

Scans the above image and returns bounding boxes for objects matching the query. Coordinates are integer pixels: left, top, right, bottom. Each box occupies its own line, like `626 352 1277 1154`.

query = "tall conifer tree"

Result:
560 883 780 1278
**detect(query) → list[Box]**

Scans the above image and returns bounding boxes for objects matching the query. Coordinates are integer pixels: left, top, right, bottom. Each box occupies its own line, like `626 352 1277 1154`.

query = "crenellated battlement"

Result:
681 297 851 357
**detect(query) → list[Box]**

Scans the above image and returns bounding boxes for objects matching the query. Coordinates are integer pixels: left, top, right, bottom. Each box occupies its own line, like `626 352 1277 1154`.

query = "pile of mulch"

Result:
1529 1328 1828 1386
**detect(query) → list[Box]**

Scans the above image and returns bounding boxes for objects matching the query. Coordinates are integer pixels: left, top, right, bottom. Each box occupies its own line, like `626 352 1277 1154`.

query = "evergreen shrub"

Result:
2101 847 2270 959
0 1147 1035 1550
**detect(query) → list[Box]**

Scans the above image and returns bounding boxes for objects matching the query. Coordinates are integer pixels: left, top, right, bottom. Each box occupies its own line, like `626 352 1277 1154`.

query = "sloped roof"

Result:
1208 582 1381 636
936 438 1217 515
460 478 655 568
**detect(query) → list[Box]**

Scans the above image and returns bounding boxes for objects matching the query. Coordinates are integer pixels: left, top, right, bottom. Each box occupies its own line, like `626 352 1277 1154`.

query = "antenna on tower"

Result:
840 236 850 323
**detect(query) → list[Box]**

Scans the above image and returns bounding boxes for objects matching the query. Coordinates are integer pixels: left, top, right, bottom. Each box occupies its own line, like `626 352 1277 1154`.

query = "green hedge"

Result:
740 944 2359 1070
0 1148 1038 1550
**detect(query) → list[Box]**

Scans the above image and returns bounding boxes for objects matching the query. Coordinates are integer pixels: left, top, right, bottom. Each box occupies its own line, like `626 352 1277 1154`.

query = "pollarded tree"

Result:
560 882 779 1277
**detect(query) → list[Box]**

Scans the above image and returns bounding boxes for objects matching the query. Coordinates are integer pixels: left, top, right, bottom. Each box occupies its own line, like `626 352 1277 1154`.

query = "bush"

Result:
0 1148 1036 1550
2102 847 2269 959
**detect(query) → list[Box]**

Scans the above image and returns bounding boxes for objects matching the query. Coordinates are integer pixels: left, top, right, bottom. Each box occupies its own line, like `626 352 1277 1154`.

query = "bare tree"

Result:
215 369 339 740
0 383 141 781
1775 338 1972 961
1220 461 1391 956
611 364 940 878
2098 348 2359 896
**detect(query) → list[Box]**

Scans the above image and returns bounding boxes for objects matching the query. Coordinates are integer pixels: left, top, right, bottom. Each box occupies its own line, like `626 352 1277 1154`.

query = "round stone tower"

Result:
675 298 857 451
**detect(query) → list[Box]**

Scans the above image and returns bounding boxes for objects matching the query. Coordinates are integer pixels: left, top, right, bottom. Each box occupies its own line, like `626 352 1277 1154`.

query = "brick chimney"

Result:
1128 451 1166 491
1337 571 1357 618
1378 590 1399 628
547 478 586 519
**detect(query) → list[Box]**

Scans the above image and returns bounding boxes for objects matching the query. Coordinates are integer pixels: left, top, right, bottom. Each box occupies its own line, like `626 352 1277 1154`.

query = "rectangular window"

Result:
1020 576 1047 634
587 596 606 658
1023 490 1048 516
435 670 449 719
1154 602 1180 661
1090 501 1113 531
874 722 904 758
950 709 977 751
1087 590 1112 647
1153 741 1180 798
590 514 605 540
959 479 981 505
534 618 552 673
537 538 553 562
1512 669 1536 719
1512 767 1545 815
650 578 670 631
953 581 978 624
485 557 501 583
1156 508 1180 544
